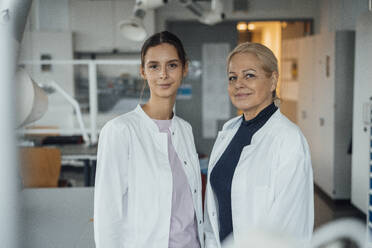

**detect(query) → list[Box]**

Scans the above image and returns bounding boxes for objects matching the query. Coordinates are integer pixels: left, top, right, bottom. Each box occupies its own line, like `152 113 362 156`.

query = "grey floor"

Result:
59 167 366 247
313 185 365 248
313 185 365 229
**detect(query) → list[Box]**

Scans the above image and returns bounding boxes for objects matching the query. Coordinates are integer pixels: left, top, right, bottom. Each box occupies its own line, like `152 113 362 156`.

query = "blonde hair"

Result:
227 42 279 98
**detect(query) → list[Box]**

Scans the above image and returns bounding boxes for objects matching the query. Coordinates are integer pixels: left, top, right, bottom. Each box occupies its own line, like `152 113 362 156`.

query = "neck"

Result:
142 96 176 120
243 100 273 121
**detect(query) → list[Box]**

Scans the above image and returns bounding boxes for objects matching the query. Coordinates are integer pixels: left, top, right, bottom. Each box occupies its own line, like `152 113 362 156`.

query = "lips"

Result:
158 83 172 89
235 92 252 98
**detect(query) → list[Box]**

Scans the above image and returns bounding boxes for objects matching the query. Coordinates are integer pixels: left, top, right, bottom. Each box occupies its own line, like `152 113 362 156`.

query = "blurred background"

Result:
1 0 372 247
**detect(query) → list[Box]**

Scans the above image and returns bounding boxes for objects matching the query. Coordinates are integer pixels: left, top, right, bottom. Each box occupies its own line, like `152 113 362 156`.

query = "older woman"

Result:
204 42 314 247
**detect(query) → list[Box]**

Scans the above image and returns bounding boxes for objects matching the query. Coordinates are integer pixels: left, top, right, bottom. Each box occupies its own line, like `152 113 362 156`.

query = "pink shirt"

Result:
153 119 200 248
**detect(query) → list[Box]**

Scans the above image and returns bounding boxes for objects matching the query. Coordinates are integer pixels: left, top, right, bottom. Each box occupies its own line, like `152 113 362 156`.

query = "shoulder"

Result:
174 115 193 132
269 111 311 169
269 110 306 144
100 109 140 136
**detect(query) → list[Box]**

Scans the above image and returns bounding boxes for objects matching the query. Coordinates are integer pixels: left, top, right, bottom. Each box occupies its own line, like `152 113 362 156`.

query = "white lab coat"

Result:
204 109 314 248
94 105 204 248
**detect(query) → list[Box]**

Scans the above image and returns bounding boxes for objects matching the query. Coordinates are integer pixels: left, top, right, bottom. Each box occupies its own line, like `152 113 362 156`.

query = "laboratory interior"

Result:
1 0 372 247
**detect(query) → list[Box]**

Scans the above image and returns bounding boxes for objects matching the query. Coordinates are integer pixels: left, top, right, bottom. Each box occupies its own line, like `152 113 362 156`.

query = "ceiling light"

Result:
247 23 255 30
119 0 166 42
118 16 147 42
236 22 247 31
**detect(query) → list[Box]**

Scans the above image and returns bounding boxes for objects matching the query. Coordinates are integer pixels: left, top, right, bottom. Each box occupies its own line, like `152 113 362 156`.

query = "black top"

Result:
209 103 278 242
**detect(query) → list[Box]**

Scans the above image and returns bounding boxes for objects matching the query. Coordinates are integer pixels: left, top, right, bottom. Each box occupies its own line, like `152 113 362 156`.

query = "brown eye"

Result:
168 63 178 69
228 76 237 83
148 64 159 70
244 73 255 79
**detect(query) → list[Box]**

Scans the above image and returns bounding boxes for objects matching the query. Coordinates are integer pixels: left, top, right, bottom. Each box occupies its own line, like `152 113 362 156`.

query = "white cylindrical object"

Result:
311 218 366 248
0 1 32 246
0 4 21 248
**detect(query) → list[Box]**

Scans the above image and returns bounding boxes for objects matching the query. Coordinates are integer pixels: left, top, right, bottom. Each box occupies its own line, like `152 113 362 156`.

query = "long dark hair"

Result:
140 31 187 69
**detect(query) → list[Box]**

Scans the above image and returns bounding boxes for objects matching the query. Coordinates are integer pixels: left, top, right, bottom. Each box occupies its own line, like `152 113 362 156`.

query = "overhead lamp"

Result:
119 0 167 42
199 0 225 25
236 22 247 31
118 16 147 42
247 23 255 31
180 0 225 25
119 0 225 41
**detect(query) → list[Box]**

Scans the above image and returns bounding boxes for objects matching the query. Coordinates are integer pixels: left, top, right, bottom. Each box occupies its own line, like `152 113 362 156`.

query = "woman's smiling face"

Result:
227 52 277 119
140 43 188 100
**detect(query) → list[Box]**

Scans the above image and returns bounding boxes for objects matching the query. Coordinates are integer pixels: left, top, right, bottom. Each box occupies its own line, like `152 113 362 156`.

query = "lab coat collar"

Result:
134 104 178 133
220 108 281 145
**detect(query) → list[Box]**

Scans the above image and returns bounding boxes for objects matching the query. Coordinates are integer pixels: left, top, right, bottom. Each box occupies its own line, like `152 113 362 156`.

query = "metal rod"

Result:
89 62 98 144
49 81 91 145
17 128 95 135
20 59 141 65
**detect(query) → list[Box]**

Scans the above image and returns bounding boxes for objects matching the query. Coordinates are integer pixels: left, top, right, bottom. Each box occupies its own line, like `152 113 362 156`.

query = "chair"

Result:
20 147 61 188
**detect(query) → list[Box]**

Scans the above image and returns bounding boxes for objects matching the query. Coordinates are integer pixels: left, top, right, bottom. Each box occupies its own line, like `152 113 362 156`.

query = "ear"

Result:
140 66 146 80
182 61 189 78
270 71 278 92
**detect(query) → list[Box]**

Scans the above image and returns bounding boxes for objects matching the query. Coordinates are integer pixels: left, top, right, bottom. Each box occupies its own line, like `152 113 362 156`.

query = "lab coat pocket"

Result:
253 186 270 225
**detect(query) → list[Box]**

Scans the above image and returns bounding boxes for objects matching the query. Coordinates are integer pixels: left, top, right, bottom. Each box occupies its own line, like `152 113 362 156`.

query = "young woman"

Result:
94 31 203 248
204 42 314 247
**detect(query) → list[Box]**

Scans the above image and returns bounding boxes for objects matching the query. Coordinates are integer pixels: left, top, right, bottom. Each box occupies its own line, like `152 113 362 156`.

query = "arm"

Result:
94 123 129 248
268 132 314 243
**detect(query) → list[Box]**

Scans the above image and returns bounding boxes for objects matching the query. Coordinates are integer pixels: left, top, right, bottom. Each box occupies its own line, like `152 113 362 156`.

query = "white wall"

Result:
26 0 155 52
70 0 154 52
319 0 370 33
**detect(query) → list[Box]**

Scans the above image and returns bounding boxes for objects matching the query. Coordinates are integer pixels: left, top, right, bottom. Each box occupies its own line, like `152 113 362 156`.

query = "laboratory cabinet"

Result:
351 12 372 214
296 31 355 200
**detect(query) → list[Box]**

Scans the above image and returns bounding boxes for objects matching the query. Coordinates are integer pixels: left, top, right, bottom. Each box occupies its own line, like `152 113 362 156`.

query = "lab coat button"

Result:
172 132 174 135
194 189 197 193
199 220 202 224
184 161 187 165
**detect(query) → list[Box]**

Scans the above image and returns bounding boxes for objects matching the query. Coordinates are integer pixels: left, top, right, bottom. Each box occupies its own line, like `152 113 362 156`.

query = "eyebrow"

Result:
146 59 180 64
228 68 257 74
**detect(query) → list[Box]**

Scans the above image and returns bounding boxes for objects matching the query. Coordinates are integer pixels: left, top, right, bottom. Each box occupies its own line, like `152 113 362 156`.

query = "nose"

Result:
233 77 244 89
160 66 168 79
